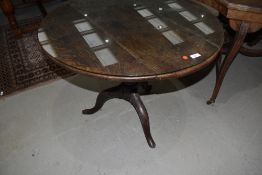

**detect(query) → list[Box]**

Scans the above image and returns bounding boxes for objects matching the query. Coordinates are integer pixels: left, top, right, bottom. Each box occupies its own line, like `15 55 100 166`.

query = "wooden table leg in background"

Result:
0 0 46 36
0 0 22 35
196 0 262 104
36 0 47 16
240 44 262 57
207 21 250 104
240 25 262 57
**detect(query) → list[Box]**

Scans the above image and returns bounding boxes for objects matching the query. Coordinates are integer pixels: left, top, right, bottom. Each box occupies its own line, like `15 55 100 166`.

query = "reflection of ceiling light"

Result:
201 14 205 18
133 3 137 7
190 53 201 59
84 14 88 17
159 7 163 11
0 91 3 96
158 25 163 29
105 39 110 43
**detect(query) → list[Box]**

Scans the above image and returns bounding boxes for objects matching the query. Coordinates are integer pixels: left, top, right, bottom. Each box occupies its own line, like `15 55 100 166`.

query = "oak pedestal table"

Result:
38 0 224 148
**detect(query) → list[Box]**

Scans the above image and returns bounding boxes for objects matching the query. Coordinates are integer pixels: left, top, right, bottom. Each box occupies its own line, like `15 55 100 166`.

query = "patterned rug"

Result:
0 19 74 98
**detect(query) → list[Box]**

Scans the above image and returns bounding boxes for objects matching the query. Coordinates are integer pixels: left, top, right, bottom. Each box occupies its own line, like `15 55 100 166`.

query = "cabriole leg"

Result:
207 21 249 105
82 82 156 148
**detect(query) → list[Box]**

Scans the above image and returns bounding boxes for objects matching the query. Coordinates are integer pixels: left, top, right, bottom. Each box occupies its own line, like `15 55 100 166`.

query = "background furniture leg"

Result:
36 0 47 16
239 47 262 57
207 21 250 104
240 28 262 57
0 0 21 35
215 52 222 81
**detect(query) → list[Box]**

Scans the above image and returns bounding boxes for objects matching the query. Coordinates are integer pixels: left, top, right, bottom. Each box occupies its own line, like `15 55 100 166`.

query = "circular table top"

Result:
39 0 224 81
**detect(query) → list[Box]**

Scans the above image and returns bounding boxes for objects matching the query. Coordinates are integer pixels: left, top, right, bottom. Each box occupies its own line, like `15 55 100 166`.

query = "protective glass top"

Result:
39 0 224 81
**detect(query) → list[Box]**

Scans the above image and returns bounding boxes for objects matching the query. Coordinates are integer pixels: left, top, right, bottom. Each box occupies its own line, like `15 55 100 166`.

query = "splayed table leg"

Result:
82 82 156 148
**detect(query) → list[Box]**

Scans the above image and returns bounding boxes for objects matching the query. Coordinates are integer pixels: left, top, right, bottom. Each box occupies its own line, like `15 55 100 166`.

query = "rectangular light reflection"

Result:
94 48 118 66
137 8 154 18
194 22 214 35
38 29 57 57
179 11 197 21
73 19 93 32
162 30 184 45
83 33 104 48
167 2 183 10
148 18 168 30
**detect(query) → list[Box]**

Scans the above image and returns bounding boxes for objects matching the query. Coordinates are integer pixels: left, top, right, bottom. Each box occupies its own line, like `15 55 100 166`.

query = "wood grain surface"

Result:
39 0 224 81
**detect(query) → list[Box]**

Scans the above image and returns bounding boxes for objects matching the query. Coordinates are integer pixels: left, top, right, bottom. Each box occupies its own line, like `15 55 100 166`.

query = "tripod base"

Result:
82 82 156 148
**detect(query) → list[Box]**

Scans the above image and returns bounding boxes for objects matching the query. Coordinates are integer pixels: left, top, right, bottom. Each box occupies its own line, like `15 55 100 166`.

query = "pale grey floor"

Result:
0 51 262 175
